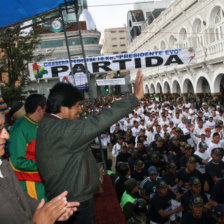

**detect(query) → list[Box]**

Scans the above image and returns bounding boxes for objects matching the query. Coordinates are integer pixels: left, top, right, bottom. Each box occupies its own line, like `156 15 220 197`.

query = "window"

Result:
119 30 125 33
131 10 145 22
214 7 224 41
169 35 177 49
192 19 204 47
179 28 188 48
120 44 126 46
68 38 80 46
120 37 125 39
160 41 166 50
112 38 117 40
209 6 224 43
112 45 117 47
40 40 64 48
84 37 98 44
111 31 116 33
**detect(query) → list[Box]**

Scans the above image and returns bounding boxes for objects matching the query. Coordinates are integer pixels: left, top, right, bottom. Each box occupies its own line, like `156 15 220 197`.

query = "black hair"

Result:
46 82 83 114
25 94 46 114
119 163 130 176
213 132 220 138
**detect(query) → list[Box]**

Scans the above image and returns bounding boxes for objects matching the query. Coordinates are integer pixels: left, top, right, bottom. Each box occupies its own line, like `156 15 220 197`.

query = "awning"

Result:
0 0 75 29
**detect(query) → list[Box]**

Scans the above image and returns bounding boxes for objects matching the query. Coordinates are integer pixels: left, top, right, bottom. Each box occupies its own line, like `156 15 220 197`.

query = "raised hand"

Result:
134 69 144 100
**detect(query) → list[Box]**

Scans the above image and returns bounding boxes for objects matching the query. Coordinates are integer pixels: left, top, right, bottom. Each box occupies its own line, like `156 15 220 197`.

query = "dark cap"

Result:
121 143 128 149
167 161 177 169
155 133 161 140
185 144 192 149
199 141 208 149
146 147 154 153
151 152 159 160
138 134 146 140
147 166 158 175
164 133 170 138
117 135 123 140
156 179 168 189
126 130 132 136
175 128 182 133
187 156 197 163
215 204 224 217
212 148 224 156
180 141 186 147
189 176 201 186
133 198 148 216
135 160 144 167
190 195 204 207
156 136 163 142
172 136 179 141
124 178 139 192
132 149 139 155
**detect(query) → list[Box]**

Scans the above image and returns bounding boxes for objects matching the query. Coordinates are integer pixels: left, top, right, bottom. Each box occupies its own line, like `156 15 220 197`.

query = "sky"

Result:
87 0 148 32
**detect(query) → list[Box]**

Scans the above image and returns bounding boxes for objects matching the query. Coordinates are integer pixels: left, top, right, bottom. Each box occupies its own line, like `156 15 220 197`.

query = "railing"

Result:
130 38 224 82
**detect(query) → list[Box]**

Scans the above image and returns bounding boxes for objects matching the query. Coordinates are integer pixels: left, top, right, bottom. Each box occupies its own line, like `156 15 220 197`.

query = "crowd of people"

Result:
88 92 224 223
1 68 224 224
0 70 144 224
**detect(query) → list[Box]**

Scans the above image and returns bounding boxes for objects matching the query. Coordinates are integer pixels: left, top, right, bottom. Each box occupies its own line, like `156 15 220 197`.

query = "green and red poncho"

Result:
9 115 47 201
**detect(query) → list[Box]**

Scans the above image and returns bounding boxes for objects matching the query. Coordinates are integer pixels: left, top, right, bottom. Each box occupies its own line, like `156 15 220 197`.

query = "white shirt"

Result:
112 143 122 157
131 126 141 137
123 120 133 132
205 120 215 130
194 151 210 174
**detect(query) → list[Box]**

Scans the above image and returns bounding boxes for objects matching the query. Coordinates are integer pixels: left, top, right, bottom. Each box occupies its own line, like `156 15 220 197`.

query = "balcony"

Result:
130 38 224 82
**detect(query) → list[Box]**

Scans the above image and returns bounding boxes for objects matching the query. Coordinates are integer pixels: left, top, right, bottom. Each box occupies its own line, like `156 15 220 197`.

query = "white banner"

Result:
96 78 126 86
28 48 196 83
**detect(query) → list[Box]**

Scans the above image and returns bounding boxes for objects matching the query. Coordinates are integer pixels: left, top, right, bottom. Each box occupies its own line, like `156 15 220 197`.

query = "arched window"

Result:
209 6 224 43
192 19 204 47
214 7 224 41
160 41 166 50
179 28 188 48
169 35 177 49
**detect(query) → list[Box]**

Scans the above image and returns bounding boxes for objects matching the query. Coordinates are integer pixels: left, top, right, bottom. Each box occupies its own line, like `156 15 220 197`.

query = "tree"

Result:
0 25 45 106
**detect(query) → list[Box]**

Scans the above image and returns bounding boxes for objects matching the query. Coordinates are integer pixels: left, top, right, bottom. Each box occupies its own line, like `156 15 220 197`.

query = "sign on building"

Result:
28 48 196 88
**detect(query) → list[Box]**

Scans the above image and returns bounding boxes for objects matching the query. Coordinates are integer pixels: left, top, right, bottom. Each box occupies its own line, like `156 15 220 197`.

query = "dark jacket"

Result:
36 95 138 202
0 159 38 224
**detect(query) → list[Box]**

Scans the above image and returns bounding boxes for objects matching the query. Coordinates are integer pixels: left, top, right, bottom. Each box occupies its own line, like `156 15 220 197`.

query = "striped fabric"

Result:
0 97 9 114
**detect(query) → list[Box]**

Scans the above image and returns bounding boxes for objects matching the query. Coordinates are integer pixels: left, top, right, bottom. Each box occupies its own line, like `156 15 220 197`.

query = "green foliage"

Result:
0 25 44 87
0 25 47 105
1 85 25 107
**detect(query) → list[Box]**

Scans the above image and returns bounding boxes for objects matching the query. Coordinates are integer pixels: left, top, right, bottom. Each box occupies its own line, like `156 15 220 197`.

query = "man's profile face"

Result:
192 206 203 219
64 101 82 120
0 114 9 157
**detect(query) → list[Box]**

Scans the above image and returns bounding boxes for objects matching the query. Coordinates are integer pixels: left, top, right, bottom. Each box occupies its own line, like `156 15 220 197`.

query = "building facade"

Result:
102 27 128 55
128 0 224 97
102 27 131 94
25 0 102 98
127 0 172 43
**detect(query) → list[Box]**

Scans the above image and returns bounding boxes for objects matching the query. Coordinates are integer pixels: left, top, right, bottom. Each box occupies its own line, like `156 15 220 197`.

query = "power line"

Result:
88 1 152 7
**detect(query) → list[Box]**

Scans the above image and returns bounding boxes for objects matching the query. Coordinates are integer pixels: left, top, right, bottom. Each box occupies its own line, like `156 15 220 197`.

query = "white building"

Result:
127 0 172 43
25 1 102 97
102 27 128 55
129 0 224 97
